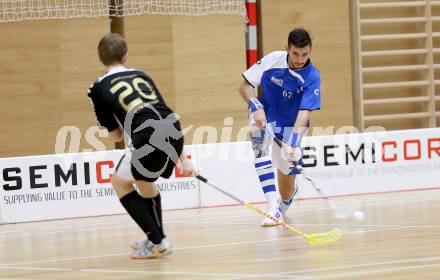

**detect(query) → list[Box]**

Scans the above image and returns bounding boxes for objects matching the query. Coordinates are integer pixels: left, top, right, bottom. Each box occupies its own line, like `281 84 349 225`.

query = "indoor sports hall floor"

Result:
1 189 440 280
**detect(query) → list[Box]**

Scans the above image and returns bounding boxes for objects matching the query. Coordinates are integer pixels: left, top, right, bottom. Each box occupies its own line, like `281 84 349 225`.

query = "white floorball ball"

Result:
353 211 365 221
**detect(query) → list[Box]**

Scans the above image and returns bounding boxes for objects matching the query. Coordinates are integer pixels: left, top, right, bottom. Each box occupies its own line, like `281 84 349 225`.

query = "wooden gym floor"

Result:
1 189 440 280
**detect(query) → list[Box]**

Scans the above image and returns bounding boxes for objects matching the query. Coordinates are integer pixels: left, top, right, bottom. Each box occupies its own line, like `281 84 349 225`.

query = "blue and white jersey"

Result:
243 51 321 131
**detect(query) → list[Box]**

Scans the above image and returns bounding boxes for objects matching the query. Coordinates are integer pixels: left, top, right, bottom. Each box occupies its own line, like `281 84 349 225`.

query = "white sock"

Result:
255 156 278 207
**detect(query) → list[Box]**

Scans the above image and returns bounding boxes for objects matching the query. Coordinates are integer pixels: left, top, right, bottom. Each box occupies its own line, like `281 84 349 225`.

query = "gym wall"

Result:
0 1 354 157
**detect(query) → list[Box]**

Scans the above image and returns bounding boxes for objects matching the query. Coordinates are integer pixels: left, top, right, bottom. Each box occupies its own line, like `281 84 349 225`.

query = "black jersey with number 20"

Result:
88 66 173 132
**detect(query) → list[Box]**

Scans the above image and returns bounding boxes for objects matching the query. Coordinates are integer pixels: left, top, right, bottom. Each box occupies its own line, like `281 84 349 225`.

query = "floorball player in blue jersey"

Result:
239 27 321 226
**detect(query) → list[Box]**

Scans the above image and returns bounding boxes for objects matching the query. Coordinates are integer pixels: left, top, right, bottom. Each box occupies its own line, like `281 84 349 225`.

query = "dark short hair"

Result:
98 33 128 66
288 28 312 48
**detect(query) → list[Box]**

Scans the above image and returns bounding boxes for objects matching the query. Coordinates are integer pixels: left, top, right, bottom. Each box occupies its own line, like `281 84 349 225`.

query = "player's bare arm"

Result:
282 110 310 162
108 126 124 142
293 110 310 136
238 80 255 102
178 151 197 177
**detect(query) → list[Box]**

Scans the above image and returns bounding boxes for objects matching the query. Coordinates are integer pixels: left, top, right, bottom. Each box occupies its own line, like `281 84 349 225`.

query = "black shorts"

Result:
115 116 184 182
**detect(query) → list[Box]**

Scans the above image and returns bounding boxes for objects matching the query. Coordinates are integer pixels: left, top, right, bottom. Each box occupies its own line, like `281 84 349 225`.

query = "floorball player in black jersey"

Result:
88 33 196 259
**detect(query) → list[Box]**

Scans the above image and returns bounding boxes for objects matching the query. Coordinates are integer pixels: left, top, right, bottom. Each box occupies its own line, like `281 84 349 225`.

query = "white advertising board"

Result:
296 128 440 199
0 148 200 223
0 128 438 223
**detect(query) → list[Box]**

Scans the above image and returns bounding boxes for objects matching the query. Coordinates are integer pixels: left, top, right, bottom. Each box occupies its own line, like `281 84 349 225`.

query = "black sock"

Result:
144 193 164 236
120 190 164 244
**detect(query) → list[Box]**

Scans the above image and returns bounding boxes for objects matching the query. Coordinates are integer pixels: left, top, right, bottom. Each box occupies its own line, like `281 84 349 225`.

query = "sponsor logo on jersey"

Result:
270 76 284 87
314 89 320 96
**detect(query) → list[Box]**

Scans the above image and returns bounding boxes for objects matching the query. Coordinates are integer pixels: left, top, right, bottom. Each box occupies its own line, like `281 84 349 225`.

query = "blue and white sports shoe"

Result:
279 184 299 216
130 240 156 259
130 237 172 259
130 239 148 251
260 205 283 227
151 236 172 257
